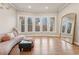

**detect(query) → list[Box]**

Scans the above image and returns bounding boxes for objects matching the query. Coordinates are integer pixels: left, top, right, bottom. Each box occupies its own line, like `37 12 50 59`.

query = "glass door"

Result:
49 17 55 32
42 17 47 31
35 17 40 32
27 17 33 32
19 16 25 32
18 16 56 34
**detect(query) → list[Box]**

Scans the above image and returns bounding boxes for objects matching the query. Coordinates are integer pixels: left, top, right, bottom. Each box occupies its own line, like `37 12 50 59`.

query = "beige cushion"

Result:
7 32 15 39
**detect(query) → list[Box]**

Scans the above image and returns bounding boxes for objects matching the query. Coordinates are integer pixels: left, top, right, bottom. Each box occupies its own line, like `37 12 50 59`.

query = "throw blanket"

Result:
0 35 24 55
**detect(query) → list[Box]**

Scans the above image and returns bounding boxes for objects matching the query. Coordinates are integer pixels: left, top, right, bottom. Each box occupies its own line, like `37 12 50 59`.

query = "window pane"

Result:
35 18 40 31
21 25 25 32
20 17 25 24
42 17 47 31
50 17 55 31
28 17 32 32
19 17 25 32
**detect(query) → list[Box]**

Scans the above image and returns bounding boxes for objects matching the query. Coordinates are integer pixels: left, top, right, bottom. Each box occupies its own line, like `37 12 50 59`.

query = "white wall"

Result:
0 4 16 34
58 3 79 43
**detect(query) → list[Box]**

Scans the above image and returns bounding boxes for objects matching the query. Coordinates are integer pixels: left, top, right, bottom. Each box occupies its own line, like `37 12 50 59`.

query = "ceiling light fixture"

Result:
28 5 31 9
45 6 48 9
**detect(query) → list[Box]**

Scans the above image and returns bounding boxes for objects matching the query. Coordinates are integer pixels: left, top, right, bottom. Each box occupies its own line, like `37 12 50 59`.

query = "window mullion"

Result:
33 17 35 32
47 17 50 32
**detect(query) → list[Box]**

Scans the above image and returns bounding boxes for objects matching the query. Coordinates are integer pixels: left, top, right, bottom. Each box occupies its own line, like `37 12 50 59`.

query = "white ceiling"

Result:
12 3 69 13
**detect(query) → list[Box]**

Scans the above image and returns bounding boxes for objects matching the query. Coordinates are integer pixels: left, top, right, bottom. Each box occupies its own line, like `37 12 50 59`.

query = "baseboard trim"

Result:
74 42 79 46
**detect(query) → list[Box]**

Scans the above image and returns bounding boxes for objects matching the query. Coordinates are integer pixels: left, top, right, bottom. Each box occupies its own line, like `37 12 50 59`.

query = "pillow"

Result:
12 31 17 37
1 34 10 42
7 32 15 39
0 36 2 42
0 34 4 42
12 28 19 37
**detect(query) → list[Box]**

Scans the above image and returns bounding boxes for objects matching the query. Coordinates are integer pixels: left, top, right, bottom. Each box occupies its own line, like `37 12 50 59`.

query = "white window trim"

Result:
17 15 57 34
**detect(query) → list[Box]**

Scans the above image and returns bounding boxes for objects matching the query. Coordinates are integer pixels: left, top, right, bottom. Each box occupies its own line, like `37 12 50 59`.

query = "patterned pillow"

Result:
0 34 4 42
0 36 2 42
1 34 10 42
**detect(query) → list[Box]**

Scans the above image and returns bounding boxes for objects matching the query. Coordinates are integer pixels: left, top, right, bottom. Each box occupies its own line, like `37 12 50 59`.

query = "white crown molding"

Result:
57 3 71 13
0 3 11 10
8 3 17 10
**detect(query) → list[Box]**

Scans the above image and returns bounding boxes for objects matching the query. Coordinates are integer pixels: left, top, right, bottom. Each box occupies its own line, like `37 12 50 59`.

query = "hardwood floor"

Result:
20 37 79 55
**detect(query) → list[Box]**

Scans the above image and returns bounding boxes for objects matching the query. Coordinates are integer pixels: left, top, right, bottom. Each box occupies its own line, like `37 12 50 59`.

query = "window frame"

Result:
18 15 56 34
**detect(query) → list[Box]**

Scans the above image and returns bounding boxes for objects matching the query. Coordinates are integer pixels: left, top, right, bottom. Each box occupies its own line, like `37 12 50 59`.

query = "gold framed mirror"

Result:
60 13 76 44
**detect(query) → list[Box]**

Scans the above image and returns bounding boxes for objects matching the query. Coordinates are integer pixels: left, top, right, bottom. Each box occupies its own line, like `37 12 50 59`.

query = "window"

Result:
28 17 32 32
42 17 47 31
50 17 55 31
35 18 40 31
19 16 25 32
18 16 56 33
